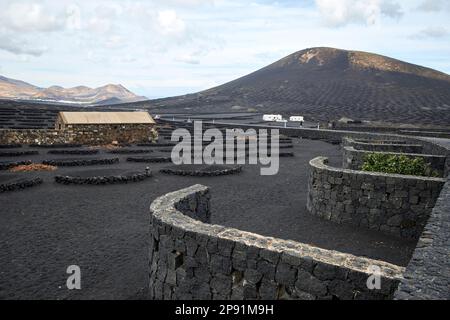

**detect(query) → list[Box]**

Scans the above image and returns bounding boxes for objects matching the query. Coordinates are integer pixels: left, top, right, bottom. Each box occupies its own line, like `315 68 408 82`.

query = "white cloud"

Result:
417 0 446 12
175 54 200 64
315 0 403 27
411 26 449 39
380 0 403 19
157 10 186 36
0 34 46 56
0 2 64 32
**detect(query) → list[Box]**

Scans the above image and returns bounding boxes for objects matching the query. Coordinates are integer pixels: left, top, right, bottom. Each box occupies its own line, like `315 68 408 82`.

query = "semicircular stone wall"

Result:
149 184 403 300
307 157 446 239
343 137 423 154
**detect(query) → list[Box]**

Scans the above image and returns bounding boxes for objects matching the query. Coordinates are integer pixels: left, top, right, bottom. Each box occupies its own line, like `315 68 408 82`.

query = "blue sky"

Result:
0 0 449 98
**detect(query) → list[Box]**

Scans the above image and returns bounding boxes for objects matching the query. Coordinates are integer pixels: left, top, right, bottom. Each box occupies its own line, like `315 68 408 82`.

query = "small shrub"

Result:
361 153 438 177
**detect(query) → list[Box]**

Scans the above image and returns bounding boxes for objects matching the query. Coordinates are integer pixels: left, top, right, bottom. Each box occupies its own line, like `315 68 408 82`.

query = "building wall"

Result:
307 157 445 239
63 124 156 144
149 184 403 300
55 113 64 130
342 146 447 177
0 124 157 145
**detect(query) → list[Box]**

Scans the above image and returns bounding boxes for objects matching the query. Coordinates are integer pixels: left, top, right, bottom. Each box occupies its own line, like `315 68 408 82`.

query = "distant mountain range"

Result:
0 75 146 105
151 47 450 126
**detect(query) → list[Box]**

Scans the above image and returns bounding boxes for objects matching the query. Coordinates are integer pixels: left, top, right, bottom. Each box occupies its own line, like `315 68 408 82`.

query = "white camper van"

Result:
289 116 304 122
263 114 283 122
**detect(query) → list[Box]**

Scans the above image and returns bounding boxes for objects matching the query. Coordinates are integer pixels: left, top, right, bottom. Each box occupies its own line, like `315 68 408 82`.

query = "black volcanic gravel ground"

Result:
0 139 416 299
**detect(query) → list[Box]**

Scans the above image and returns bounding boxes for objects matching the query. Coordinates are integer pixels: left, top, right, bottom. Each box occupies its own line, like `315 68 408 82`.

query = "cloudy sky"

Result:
0 0 449 98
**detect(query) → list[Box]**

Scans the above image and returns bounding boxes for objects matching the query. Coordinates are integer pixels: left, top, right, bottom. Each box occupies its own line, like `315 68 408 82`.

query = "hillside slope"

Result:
151 47 450 126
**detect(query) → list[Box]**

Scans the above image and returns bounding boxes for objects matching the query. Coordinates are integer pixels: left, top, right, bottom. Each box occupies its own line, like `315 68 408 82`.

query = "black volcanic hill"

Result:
151 47 450 126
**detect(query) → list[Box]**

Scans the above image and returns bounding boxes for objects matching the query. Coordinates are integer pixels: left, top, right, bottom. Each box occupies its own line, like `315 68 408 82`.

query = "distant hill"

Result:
0 75 146 105
150 47 450 126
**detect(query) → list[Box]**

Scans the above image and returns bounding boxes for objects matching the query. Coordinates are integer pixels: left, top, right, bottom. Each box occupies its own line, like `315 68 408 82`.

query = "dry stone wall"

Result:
42 157 119 167
0 150 39 157
0 177 43 193
395 176 450 299
160 165 242 177
62 124 156 144
343 137 423 154
347 139 409 144
55 170 152 185
149 184 404 300
0 124 157 145
0 160 32 170
0 144 22 148
0 129 65 145
307 157 445 239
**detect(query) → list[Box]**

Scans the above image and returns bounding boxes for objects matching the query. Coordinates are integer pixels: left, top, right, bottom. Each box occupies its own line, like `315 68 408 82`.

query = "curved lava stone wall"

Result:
160 165 242 177
343 137 423 154
47 149 98 155
307 157 445 239
0 144 22 149
149 185 403 300
0 177 43 192
127 156 172 163
107 149 152 154
0 160 32 170
55 170 152 185
0 150 39 157
42 157 119 166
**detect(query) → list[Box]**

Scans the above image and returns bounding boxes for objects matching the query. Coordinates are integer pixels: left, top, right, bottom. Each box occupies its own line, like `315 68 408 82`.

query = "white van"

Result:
263 114 283 121
289 116 304 122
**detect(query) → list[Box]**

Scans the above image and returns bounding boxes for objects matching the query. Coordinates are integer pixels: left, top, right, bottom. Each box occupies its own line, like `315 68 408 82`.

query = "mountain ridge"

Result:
262 47 450 82
0 75 146 105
